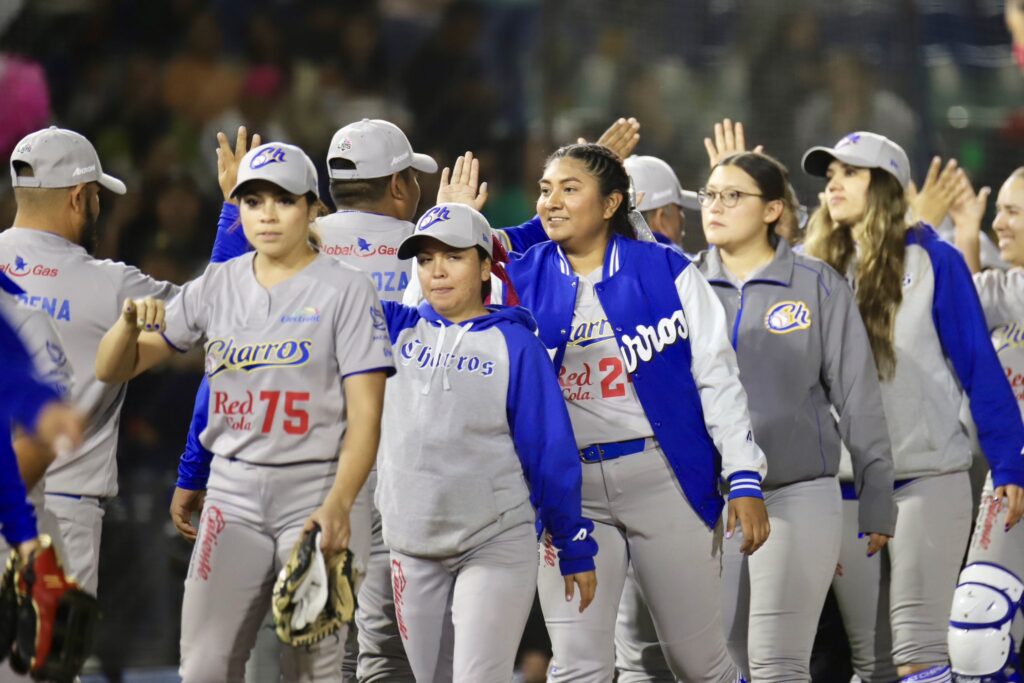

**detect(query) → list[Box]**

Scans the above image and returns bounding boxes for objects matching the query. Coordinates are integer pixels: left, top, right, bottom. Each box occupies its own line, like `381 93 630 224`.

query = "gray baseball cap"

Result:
398 203 492 260
624 155 699 212
327 119 438 180
230 142 319 198
802 132 911 188
10 127 126 194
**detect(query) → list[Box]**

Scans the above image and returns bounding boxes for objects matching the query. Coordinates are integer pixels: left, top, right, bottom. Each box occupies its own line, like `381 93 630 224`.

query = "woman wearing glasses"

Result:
690 152 896 681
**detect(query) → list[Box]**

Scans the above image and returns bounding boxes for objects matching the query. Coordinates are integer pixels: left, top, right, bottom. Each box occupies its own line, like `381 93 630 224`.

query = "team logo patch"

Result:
370 305 387 331
1 256 58 278
837 133 861 148
417 206 451 231
7 255 29 277
765 301 811 334
567 318 615 349
45 340 67 367
357 237 372 253
250 145 286 169
338 137 352 152
16 141 32 154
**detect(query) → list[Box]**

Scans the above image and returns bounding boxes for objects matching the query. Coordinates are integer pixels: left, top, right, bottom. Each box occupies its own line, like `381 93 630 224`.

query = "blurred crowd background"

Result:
1 0 1022 679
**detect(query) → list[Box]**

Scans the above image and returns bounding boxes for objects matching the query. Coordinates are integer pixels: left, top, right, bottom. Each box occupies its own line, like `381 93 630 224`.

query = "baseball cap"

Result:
327 119 438 180
802 132 910 188
398 203 492 260
10 127 126 194
230 142 319 198
624 156 699 212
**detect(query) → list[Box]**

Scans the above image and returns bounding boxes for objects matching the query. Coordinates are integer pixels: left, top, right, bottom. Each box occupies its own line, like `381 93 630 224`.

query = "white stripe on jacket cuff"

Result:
727 470 764 500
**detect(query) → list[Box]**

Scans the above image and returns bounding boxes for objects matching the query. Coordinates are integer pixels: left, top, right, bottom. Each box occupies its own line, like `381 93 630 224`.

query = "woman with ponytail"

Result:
802 133 1024 683
508 142 769 683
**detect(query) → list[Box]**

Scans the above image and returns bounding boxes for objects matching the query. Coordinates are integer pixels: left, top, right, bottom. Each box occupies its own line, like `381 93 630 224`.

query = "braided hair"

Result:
545 143 637 239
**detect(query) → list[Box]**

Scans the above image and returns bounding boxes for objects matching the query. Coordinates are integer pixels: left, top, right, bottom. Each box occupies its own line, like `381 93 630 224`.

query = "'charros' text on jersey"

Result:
204 337 313 376
398 337 495 377
619 309 689 373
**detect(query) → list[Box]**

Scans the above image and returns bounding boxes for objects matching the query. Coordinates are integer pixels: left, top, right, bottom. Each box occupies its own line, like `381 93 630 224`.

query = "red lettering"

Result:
196 506 226 581
392 560 409 640
600 357 626 398
283 392 310 435
259 391 280 433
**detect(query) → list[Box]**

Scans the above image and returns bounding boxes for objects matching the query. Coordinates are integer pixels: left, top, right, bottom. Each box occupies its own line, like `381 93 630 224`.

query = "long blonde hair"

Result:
803 169 907 379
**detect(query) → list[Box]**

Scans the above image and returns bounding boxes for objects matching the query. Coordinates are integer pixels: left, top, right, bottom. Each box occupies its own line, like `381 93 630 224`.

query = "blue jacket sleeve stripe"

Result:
918 230 1024 486
501 325 596 576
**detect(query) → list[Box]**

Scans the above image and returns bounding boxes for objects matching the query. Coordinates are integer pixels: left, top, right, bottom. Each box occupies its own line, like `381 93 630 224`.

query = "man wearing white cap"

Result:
623 155 699 254
0 127 178 597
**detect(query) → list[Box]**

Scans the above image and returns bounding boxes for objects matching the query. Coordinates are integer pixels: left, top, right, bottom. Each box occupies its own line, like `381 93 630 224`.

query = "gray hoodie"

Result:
696 240 897 534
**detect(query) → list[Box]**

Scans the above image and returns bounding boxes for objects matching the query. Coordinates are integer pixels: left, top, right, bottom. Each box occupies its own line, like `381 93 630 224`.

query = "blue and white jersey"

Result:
376 301 596 576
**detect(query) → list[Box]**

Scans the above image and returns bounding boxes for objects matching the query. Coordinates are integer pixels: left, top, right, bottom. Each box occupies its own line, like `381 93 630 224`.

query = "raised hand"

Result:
578 117 641 160
121 297 166 333
949 172 991 273
908 156 963 229
437 151 489 211
704 119 764 168
217 126 263 203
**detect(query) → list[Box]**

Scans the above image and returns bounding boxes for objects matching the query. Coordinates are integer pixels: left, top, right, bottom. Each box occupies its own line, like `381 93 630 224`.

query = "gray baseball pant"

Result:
41 493 103 595
614 566 676 682
179 457 346 683
537 444 737 683
721 476 842 682
387 521 537 682
833 471 972 677
355 471 414 682
963 472 1024 646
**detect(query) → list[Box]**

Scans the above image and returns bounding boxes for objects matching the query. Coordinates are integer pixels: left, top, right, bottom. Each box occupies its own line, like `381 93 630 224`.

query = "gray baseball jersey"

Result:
560 268 654 447
315 211 414 303
0 288 73 401
162 252 393 465
0 227 177 497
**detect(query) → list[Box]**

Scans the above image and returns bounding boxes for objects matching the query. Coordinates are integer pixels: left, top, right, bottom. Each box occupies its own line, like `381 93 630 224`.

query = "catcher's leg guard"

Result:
949 562 1024 682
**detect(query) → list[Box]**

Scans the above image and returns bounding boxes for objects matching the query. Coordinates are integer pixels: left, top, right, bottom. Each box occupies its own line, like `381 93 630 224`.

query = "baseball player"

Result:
368 202 596 682
0 281 82 565
504 142 768 683
0 127 178 596
622 155 698 254
801 133 1024 683
94 141 393 683
174 121 438 683
947 166 1024 682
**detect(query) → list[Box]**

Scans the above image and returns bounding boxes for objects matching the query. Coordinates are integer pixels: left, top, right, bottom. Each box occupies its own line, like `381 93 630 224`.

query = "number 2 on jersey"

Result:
259 391 310 434
599 357 628 398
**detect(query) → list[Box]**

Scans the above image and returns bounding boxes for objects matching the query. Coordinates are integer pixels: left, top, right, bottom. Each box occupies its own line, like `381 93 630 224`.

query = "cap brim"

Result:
98 173 127 195
397 232 479 260
680 190 700 211
801 147 838 178
410 153 438 174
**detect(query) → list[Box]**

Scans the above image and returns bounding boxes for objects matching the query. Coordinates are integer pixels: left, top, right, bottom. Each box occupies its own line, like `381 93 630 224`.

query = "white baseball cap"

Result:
230 142 319 198
624 155 699 211
10 127 126 194
398 203 492 260
802 132 911 188
327 119 438 180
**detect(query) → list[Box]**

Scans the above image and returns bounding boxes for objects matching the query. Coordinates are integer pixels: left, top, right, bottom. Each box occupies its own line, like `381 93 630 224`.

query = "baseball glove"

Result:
272 524 356 647
5 536 98 682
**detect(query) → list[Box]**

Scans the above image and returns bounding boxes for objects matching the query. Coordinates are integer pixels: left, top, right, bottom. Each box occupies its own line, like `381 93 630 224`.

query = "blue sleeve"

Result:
210 202 251 263
0 435 36 547
496 216 548 255
923 232 1024 486
0 308 60 431
176 376 214 490
381 301 422 345
502 325 597 576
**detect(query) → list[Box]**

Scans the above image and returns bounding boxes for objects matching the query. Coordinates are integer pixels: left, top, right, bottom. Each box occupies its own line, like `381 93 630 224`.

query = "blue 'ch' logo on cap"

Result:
417 206 452 231
250 146 287 169
837 133 861 148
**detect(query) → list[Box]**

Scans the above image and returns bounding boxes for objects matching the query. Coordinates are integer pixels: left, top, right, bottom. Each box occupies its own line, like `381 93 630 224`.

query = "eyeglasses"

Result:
697 188 763 208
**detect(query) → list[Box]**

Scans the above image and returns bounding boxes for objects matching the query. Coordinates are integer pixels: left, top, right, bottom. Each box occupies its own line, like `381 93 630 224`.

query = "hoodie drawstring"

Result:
442 322 472 391
420 321 474 394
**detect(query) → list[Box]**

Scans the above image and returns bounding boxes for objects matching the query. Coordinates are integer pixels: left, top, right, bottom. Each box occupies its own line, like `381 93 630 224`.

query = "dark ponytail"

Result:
546 143 636 239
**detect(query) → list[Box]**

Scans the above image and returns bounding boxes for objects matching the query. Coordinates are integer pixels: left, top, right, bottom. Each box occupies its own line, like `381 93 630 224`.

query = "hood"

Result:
416 301 538 333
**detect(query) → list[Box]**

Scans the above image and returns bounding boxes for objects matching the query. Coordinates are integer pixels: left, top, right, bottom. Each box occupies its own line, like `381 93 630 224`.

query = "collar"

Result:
553 234 625 280
703 239 794 287
3 227 86 254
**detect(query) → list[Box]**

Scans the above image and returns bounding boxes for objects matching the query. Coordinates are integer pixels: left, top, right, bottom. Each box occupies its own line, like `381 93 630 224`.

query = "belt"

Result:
579 437 653 464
